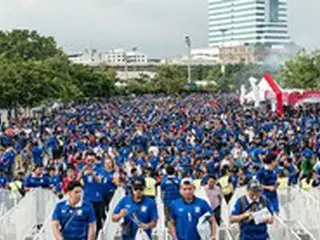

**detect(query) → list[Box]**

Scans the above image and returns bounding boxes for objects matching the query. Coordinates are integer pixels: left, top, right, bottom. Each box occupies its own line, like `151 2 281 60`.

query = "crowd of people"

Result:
1 93 320 239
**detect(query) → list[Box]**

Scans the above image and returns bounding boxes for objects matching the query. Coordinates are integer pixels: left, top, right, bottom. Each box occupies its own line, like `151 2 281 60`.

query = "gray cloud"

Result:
0 0 318 57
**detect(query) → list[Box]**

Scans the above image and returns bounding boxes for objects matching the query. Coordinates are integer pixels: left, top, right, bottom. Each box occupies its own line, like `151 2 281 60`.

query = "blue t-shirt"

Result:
82 170 103 202
170 197 212 240
232 196 273 240
2 151 15 170
113 196 158 239
256 167 278 199
52 200 96 240
160 176 181 206
96 169 117 196
24 174 50 188
32 146 43 165
48 175 62 192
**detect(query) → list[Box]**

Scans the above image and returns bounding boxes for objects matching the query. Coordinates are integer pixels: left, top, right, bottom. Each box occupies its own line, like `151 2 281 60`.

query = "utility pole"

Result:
124 50 128 81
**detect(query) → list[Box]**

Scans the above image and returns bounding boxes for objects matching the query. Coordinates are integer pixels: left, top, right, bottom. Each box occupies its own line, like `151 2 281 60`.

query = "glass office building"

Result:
208 0 290 46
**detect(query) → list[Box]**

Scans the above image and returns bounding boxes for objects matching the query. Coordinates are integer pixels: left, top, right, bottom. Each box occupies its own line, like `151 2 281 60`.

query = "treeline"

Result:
0 29 316 109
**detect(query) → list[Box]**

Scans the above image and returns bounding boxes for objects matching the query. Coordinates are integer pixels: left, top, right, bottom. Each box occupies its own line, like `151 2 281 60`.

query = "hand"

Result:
269 186 276 191
119 209 128 218
139 223 149 230
262 217 272 224
243 211 252 220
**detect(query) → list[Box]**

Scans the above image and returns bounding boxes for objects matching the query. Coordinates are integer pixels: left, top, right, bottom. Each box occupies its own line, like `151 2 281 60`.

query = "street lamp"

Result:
185 35 192 83
220 29 227 77
124 51 128 81
219 29 228 92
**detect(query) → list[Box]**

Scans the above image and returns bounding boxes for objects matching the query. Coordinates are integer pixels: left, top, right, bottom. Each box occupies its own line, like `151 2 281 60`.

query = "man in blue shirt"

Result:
231 179 274 240
112 178 158 240
31 142 43 165
256 153 279 214
160 166 181 220
77 152 103 233
2 147 16 181
169 178 216 240
24 164 50 190
47 167 62 197
52 181 96 240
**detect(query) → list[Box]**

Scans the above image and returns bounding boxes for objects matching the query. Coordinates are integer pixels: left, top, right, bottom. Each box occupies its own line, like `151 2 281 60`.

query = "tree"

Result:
279 50 320 89
0 58 80 109
0 29 64 61
69 64 115 98
0 29 116 112
153 65 187 93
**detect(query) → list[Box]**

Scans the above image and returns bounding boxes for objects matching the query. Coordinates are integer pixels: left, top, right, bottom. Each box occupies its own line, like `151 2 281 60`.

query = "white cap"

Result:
180 178 195 187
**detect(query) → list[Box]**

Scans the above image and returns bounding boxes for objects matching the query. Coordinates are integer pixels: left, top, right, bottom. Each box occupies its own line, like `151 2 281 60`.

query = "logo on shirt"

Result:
141 206 147 212
125 204 131 209
195 207 201 213
88 176 93 183
61 209 66 214
77 209 83 216
178 208 184 212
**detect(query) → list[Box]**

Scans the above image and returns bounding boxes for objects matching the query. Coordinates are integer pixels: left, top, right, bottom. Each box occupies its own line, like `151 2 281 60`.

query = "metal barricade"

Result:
217 225 235 240
153 186 165 240
0 189 57 240
32 191 59 240
269 216 302 240
0 190 21 217
97 187 125 240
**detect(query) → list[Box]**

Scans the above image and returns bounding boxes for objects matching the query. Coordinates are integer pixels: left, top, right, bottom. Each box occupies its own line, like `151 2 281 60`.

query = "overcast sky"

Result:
0 0 319 57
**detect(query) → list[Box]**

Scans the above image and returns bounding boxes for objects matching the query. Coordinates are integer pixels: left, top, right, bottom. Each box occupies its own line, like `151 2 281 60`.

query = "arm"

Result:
261 184 276 191
51 221 63 240
112 199 127 222
140 220 157 230
168 219 178 240
230 212 251 224
87 222 96 240
230 199 252 224
112 209 127 222
76 169 84 181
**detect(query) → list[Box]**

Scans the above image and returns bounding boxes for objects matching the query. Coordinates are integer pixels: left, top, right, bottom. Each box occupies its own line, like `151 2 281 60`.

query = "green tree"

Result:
279 50 320 89
153 65 187 93
0 29 64 61
70 64 115 98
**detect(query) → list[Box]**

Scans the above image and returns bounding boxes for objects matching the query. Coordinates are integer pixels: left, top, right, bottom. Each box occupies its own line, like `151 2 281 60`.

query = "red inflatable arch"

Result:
264 73 284 116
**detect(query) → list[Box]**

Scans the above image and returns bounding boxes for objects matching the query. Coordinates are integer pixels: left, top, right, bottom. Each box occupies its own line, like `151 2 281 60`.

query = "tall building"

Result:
208 0 290 47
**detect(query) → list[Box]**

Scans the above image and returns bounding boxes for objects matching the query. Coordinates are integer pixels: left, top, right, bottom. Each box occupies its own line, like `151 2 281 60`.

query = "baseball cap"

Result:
247 179 262 192
132 178 146 189
180 178 195 187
